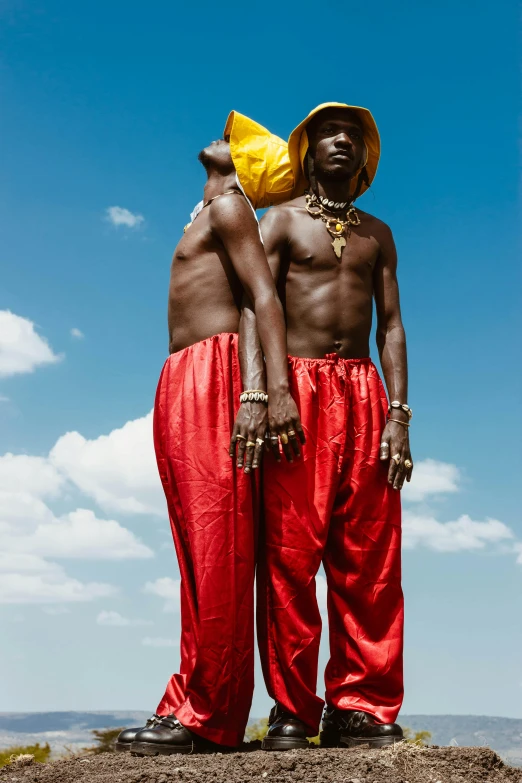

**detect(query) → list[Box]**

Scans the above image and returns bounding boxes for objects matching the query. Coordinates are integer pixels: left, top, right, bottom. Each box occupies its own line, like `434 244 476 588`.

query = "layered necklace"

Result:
305 190 360 259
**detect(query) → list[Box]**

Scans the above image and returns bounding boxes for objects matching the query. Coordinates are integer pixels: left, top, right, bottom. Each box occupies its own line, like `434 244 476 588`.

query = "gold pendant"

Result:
332 236 346 258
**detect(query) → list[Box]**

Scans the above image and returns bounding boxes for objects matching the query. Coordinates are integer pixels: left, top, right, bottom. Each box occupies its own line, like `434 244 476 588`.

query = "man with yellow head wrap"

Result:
240 103 411 750
117 115 304 756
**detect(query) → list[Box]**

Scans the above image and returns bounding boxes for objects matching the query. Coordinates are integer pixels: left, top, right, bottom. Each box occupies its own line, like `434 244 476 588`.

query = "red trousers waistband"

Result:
289 354 372 364
167 332 238 363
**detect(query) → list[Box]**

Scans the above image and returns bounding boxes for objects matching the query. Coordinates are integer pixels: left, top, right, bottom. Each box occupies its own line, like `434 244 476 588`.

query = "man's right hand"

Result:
229 402 268 474
267 390 306 463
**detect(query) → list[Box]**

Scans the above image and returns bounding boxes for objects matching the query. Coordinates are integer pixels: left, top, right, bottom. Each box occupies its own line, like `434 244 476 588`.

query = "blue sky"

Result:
1 0 520 722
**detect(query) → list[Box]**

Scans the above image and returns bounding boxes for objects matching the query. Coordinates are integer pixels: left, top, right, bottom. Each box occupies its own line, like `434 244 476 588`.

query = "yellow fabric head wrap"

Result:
224 111 295 209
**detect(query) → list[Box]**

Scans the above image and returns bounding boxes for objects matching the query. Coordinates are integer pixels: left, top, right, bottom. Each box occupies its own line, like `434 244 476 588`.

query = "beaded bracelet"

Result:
388 400 412 419
239 389 268 404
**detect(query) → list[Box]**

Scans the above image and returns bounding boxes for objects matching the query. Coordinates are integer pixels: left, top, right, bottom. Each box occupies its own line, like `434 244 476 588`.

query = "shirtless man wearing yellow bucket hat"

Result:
240 103 412 750
116 114 304 755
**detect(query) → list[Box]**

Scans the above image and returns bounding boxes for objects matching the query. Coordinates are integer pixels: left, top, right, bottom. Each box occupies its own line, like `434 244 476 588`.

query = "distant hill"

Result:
0 712 151 757
0 712 520 766
401 715 522 767
0 711 150 734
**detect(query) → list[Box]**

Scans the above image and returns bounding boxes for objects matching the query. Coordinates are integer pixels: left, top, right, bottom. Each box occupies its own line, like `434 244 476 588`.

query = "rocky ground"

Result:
1 745 521 783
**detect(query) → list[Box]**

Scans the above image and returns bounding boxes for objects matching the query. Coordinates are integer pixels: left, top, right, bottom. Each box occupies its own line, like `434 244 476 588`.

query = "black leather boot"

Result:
131 714 222 755
320 707 403 749
115 714 161 752
261 703 309 751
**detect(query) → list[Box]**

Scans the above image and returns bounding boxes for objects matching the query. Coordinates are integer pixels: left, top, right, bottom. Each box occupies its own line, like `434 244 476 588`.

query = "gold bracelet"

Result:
388 417 410 428
239 389 268 404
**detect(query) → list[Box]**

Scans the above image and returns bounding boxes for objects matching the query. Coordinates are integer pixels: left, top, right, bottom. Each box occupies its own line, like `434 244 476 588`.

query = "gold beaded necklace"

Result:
305 191 361 259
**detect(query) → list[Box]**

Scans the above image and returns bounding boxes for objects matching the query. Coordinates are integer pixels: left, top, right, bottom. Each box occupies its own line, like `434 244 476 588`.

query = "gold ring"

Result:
246 441 256 448
392 453 401 465
288 430 296 437
280 433 289 445
255 438 265 446
236 435 246 441
404 459 413 469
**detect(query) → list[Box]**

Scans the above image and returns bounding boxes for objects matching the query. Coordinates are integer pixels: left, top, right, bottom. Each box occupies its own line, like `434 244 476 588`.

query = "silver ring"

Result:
380 442 388 449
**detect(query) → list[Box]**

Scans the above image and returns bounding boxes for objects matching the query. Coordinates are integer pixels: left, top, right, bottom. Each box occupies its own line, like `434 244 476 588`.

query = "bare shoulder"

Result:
260 196 306 239
357 208 395 249
358 208 392 236
208 191 255 229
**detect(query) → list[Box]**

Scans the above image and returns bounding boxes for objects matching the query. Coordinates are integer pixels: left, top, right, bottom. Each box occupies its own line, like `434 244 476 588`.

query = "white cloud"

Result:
0 310 62 378
106 206 144 228
0 491 55 534
141 637 179 648
0 468 153 603
0 409 160 605
0 489 153 562
514 543 522 565
23 509 153 560
70 328 84 340
0 552 57 574
24 508 154 560
0 454 65 498
50 411 163 515
0 408 162 607
97 610 152 627
144 577 180 613
0 552 115 604
0 572 116 604
402 458 460 503
0 395 9 403
403 512 514 552
400 459 520 557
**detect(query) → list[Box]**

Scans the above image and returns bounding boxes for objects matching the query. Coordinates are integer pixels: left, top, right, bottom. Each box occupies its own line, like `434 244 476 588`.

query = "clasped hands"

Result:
229 391 305 474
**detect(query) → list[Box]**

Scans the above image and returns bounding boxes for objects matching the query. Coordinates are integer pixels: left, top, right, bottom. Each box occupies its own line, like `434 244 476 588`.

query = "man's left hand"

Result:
379 420 413 491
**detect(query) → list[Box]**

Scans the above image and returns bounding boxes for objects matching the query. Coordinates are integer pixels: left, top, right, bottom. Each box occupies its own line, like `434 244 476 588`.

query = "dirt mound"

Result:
1 745 521 783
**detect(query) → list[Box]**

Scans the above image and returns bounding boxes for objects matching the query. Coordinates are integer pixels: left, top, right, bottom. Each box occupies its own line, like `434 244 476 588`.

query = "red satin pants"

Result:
257 356 404 736
153 333 257 747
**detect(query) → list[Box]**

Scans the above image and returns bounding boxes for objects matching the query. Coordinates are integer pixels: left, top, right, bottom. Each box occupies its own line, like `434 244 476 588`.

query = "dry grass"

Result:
380 739 440 780
6 754 35 768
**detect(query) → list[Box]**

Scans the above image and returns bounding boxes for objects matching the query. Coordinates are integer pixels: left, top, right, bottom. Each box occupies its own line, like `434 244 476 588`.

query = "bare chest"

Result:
173 216 216 265
287 215 380 279
169 215 241 307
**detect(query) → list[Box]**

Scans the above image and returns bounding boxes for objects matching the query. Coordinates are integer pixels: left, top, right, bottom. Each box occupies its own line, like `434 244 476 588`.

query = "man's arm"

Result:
373 222 413 490
228 294 267 473
233 206 304 469
210 195 304 469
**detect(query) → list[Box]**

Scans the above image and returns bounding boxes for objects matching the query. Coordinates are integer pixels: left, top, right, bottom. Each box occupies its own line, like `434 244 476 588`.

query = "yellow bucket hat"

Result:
288 102 381 201
224 111 295 209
